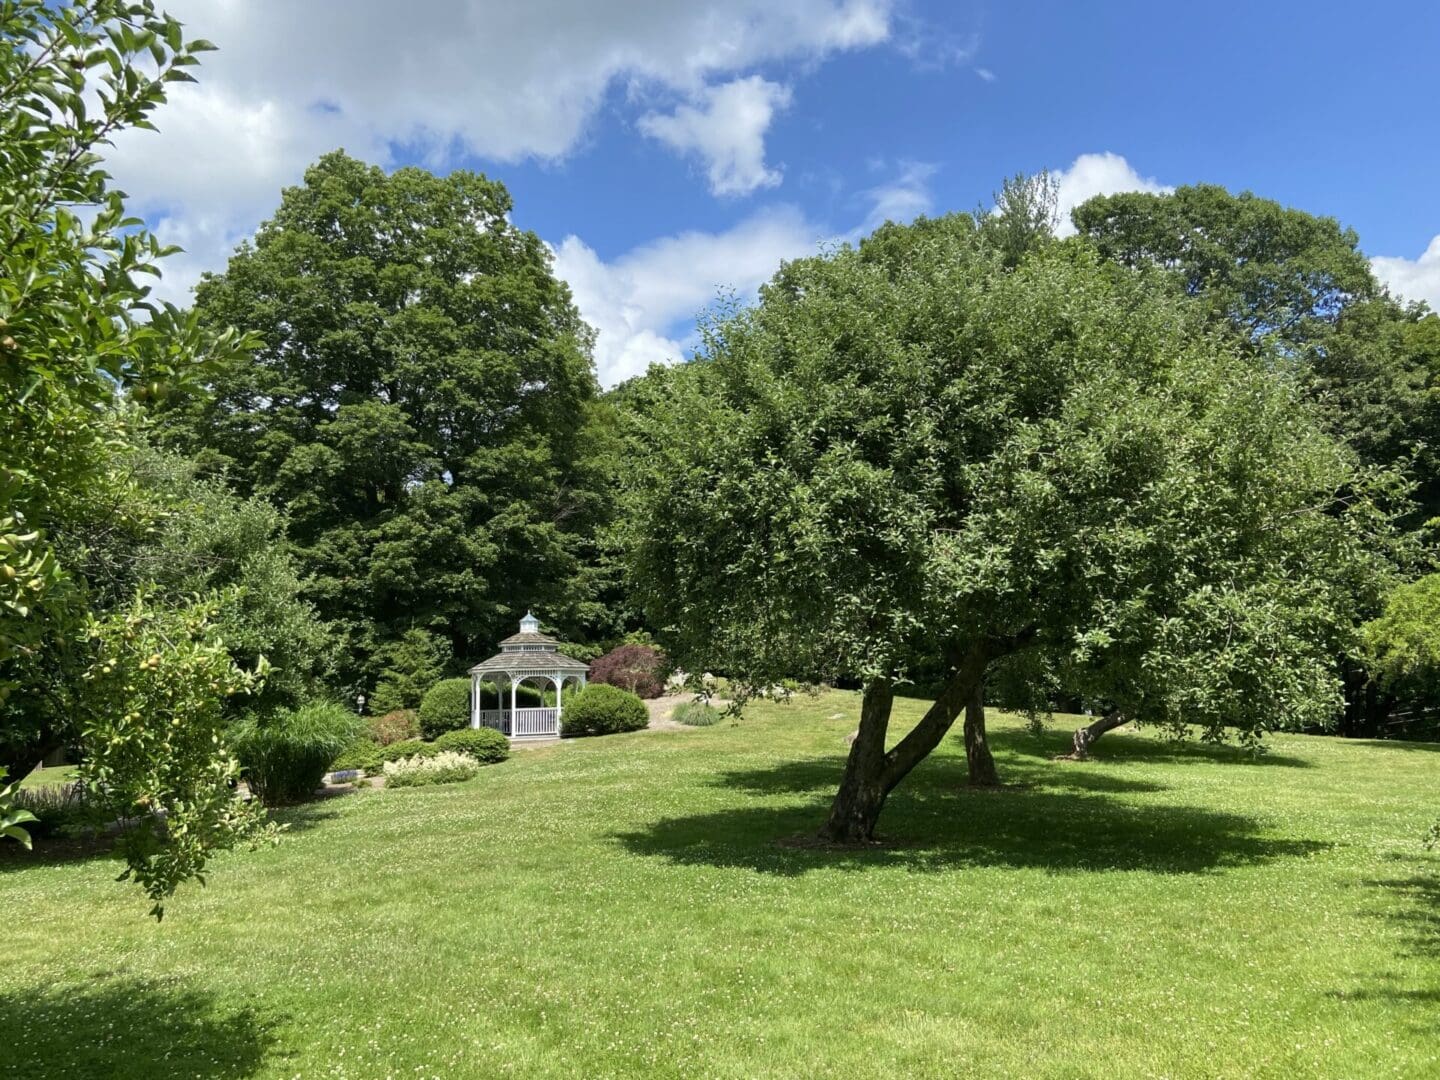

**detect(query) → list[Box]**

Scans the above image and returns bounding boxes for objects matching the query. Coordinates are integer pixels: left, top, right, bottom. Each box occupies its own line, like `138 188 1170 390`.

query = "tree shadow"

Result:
0 975 283 1077
1331 862 1440 1030
616 753 1327 876
990 726 1315 769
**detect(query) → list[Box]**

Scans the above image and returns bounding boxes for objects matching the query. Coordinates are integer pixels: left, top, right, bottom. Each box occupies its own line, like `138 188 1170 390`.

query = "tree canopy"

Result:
626 213 1395 840
156 152 611 693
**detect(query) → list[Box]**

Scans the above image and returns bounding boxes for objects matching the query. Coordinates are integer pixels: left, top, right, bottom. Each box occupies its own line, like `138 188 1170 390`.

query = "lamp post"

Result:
356 693 366 716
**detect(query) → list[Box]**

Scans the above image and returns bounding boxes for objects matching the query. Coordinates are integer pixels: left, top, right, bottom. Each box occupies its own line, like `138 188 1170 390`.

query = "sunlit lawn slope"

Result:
2 691 1436 1078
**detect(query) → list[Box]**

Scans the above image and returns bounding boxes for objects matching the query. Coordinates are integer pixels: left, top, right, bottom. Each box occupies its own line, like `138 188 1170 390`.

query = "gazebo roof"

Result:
468 612 591 677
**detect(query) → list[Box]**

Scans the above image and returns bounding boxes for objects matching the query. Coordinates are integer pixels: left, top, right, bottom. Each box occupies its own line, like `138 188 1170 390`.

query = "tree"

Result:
1362 574 1440 699
155 152 609 688
1071 185 1434 485
1 2 274 913
626 214 1392 841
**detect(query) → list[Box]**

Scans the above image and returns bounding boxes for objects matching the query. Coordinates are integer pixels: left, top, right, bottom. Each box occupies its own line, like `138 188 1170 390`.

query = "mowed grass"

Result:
1 692 1437 1078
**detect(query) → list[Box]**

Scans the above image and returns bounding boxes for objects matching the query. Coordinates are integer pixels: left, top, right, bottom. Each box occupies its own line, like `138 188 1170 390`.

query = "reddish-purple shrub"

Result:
589 644 668 699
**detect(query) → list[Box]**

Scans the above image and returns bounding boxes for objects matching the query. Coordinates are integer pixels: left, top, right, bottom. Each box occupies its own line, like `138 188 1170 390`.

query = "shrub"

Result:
376 738 439 764
433 727 510 765
9 780 100 839
589 644 668 699
419 678 472 739
562 684 649 737
419 679 545 739
369 628 450 713
673 701 721 727
231 703 363 805
331 734 381 773
369 709 419 745
383 750 479 788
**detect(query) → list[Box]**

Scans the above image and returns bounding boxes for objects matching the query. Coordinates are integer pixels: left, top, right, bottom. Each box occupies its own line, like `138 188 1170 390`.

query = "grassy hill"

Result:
2 691 1436 1077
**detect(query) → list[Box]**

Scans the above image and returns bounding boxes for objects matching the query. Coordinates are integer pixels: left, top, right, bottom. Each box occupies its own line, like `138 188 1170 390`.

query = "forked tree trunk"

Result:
819 642 994 843
963 681 999 787
1069 709 1126 759
820 680 895 843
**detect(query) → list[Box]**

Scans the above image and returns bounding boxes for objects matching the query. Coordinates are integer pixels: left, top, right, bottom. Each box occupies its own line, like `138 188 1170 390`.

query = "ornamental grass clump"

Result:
231 703 363 805
383 750 480 788
672 701 722 727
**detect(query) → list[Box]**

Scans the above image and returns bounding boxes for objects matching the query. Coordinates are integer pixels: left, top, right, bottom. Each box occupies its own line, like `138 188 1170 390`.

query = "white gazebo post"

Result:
466 611 591 740
470 672 481 729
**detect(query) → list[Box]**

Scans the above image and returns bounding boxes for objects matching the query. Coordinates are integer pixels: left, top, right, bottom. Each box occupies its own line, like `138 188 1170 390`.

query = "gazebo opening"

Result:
468 611 590 739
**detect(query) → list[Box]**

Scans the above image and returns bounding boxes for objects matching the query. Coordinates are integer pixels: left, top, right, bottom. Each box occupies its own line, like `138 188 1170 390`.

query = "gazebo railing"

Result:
473 707 559 738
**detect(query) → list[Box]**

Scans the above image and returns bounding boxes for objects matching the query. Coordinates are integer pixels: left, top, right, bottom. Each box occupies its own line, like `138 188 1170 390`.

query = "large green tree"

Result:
627 214 1393 841
1071 185 1435 487
157 153 609 689
1 1 275 911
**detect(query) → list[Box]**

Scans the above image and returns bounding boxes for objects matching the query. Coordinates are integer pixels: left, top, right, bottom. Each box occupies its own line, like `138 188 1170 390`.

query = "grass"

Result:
1 691 1436 1078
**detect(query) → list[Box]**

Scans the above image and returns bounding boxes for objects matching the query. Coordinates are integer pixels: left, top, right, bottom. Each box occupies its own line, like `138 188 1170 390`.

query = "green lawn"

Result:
2 692 1436 1078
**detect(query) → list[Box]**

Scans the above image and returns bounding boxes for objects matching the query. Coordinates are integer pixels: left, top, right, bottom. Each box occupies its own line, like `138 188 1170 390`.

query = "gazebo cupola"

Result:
468 612 590 739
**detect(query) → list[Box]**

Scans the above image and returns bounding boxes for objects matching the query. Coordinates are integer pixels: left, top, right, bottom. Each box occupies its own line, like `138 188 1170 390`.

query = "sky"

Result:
106 0 1440 388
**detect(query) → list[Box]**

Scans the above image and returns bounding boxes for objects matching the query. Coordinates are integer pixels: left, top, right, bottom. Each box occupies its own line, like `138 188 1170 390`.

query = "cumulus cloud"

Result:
639 77 793 196
1372 236 1440 311
553 206 824 387
107 0 895 302
1050 151 1171 236
859 161 937 232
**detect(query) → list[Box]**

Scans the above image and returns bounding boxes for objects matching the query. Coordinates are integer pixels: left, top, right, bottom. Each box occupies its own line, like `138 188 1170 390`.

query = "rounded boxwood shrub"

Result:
562 684 649 737
231 702 363 805
419 679 544 738
434 726 510 764
418 678 472 740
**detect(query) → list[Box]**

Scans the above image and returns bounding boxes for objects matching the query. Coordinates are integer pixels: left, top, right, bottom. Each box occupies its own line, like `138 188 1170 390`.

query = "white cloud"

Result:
639 76 793 196
859 161 937 232
1372 236 1440 311
106 0 895 302
553 206 825 387
1050 152 1171 236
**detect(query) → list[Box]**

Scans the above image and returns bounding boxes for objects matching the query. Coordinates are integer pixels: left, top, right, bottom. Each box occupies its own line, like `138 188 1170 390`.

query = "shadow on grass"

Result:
0 975 282 1077
615 752 1328 876
1333 862 1440 1028
989 725 1314 769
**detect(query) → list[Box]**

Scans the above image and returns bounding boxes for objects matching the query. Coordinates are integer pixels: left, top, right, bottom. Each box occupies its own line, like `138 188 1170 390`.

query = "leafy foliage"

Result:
589 643 668 699
370 629 450 715
0 768 37 848
153 150 613 691
626 211 1397 837
82 593 271 913
382 750 480 788
433 727 510 765
368 709 420 746
231 702 363 806
330 735 382 774
562 684 649 737
418 678 474 739
0 1 249 679
1362 574 1440 695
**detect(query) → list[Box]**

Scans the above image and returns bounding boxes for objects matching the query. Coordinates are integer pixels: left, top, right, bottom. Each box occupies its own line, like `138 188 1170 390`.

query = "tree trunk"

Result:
963 680 999 787
819 680 895 843
818 641 995 842
1069 708 1126 759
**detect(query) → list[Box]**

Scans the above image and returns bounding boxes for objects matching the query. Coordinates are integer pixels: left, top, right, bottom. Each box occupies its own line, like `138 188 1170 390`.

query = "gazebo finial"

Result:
519 610 539 634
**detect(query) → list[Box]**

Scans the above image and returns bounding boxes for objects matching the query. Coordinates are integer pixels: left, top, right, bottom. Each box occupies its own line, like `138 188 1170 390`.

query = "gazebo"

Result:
468 612 590 739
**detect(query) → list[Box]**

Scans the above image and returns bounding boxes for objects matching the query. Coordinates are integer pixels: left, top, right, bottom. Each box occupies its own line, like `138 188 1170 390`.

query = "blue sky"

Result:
107 1 1440 386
